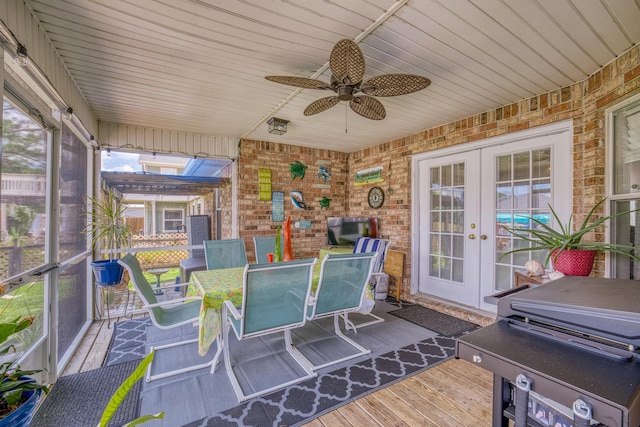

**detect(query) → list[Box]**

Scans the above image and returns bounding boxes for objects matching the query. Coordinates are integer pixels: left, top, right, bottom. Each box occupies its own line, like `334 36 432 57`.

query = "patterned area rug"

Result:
104 317 152 366
185 335 455 427
389 305 479 337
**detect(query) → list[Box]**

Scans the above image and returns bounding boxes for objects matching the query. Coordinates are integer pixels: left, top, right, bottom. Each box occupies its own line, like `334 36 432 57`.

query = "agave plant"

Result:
501 198 640 266
0 317 49 419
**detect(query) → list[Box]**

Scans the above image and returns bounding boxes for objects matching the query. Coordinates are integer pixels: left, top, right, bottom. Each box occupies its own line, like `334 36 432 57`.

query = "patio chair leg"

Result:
145 337 217 382
309 315 371 371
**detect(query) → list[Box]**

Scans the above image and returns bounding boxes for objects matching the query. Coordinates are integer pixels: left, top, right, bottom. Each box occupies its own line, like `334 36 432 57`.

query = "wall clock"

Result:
368 186 385 209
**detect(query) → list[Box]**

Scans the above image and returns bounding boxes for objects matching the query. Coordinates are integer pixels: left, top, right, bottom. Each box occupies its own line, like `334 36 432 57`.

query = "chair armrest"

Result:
223 300 242 320
146 296 201 308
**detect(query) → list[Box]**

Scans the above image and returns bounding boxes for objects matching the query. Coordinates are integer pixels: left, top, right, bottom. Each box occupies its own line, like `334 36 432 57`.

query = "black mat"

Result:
186 335 455 427
389 305 479 337
30 359 142 427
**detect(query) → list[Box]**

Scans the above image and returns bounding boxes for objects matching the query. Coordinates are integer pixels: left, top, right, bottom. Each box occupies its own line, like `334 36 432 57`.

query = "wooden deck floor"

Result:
61 315 494 426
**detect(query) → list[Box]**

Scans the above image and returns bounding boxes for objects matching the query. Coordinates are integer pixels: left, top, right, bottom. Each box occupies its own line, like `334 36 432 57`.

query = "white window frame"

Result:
163 208 184 233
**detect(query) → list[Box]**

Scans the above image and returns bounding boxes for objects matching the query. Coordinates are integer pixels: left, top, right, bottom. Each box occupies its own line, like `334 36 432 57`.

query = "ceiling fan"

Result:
265 39 431 120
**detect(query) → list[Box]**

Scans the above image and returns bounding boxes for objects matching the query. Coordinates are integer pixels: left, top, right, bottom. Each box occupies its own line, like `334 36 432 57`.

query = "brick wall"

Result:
237 44 640 298
237 141 348 262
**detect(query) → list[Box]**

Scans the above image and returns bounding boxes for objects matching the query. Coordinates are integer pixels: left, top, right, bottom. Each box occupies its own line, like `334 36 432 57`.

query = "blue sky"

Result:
101 151 141 172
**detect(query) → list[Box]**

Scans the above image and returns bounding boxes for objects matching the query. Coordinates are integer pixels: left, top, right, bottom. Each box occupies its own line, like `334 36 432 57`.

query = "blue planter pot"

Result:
0 387 42 427
91 259 124 287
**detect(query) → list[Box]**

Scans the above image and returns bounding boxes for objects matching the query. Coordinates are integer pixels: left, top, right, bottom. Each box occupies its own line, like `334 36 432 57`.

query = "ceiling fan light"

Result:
267 117 289 135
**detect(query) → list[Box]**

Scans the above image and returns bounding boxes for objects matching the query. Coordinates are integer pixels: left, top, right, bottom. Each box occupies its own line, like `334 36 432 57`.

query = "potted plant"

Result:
85 188 132 286
0 317 49 426
501 198 640 276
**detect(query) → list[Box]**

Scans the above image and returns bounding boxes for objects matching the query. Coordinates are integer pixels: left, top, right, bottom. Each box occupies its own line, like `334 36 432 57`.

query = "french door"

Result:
414 123 572 312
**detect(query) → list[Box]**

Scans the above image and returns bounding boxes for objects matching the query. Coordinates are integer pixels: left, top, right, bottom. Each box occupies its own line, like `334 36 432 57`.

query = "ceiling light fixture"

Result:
106 148 111 157
63 107 73 120
267 117 289 135
15 44 28 66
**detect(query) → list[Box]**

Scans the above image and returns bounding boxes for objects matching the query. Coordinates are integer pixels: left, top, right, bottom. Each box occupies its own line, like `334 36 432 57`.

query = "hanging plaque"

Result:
259 168 272 200
272 191 284 222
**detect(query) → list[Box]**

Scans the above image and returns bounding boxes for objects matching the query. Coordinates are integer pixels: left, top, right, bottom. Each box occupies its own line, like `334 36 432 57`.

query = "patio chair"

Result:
212 258 318 402
253 235 284 263
118 253 218 382
303 252 378 370
346 237 390 329
204 238 248 270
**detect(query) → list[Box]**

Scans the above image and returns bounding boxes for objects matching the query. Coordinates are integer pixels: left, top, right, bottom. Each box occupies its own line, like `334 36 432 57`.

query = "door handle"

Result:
480 234 487 240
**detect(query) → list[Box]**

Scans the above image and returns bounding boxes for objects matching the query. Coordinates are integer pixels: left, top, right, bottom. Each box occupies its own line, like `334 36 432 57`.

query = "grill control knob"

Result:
472 354 482 363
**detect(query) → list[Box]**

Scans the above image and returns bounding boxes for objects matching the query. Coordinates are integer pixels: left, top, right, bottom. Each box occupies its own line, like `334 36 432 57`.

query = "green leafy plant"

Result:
0 317 49 419
98 350 164 427
501 198 640 266
85 189 132 261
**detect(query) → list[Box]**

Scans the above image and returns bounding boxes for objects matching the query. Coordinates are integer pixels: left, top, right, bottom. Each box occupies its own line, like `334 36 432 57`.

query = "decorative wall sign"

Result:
272 191 284 222
291 190 306 209
354 166 384 186
368 186 385 209
318 166 331 182
258 168 272 200
294 220 311 229
289 160 308 180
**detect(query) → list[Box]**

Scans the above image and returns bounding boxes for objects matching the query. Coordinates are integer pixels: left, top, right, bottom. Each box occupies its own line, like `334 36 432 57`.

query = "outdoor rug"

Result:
30 359 142 427
185 335 455 427
104 316 152 366
389 305 479 337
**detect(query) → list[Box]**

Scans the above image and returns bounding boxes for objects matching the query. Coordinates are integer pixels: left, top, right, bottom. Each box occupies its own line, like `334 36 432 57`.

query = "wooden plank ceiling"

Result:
27 0 640 153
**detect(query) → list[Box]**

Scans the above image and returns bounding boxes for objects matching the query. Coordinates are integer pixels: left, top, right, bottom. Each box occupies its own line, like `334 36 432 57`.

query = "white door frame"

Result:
411 120 573 306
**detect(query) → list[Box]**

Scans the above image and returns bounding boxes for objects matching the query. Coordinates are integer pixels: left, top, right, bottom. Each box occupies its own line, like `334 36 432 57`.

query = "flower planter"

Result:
551 249 596 276
91 259 124 287
0 387 42 427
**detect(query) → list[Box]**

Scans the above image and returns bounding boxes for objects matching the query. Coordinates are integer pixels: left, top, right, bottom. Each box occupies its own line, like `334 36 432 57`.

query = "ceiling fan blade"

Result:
304 97 340 116
329 39 365 85
349 96 386 120
265 76 331 90
361 74 431 97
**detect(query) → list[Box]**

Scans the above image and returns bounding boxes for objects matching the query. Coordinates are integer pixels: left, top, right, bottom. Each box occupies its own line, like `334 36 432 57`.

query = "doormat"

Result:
185 335 455 427
389 305 479 337
30 359 142 427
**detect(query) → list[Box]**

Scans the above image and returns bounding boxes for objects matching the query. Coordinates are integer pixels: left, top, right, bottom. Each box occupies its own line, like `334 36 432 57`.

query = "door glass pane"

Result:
494 149 552 290
612 100 640 195
496 155 511 182
429 162 464 283
0 97 48 353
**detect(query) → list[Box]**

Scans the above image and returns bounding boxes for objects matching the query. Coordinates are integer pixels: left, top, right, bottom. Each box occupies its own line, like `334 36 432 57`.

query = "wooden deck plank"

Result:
355 394 411 426
365 387 440 427
60 320 103 376
311 409 354 426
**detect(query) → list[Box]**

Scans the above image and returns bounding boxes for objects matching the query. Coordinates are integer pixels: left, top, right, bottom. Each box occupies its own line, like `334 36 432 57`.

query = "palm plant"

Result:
501 198 640 266
85 189 131 261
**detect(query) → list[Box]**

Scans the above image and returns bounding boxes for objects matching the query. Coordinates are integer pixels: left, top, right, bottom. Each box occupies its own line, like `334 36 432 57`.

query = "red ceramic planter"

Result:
551 249 596 276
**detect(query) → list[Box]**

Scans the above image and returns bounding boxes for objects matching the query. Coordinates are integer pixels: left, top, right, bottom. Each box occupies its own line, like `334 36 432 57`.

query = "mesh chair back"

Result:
238 258 316 336
352 237 389 273
118 253 159 313
204 239 248 270
253 236 284 263
311 252 377 318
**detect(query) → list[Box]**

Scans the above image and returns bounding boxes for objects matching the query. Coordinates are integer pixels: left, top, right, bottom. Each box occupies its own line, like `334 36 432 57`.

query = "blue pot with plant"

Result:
0 317 49 425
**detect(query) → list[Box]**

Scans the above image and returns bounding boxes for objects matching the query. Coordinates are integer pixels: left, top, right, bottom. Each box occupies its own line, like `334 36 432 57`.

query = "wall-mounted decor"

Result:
368 186 385 209
318 166 331 182
291 190 306 209
319 197 331 209
289 160 307 180
354 166 384 186
272 191 284 222
294 220 312 230
258 168 272 201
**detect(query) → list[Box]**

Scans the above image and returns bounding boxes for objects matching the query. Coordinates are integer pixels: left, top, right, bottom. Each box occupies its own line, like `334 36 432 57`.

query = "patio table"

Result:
188 254 375 356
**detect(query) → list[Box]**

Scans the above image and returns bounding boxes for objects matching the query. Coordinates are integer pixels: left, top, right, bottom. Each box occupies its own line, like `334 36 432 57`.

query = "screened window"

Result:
0 97 49 354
